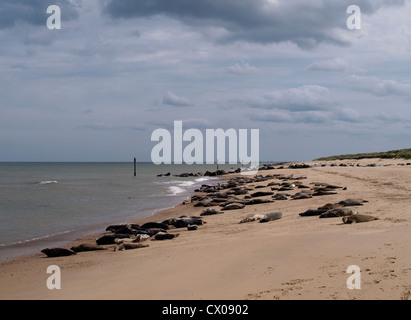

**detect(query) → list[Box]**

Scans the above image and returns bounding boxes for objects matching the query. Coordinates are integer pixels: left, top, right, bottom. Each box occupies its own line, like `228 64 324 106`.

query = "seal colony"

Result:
4 157 411 301
40 165 382 258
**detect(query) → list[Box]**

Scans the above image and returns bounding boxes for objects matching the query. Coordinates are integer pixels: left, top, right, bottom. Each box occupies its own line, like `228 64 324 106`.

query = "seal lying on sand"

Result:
41 248 76 258
318 203 343 210
260 212 284 223
70 244 106 253
299 209 327 217
292 192 313 200
222 203 245 210
96 233 130 245
240 213 266 224
246 198 274 205
141 222 169 230
342 214 379 224
338 199 369 206
154 232 180 240
115 243 149 251
115 234 150 245
201 208 223 216
319 208 356 218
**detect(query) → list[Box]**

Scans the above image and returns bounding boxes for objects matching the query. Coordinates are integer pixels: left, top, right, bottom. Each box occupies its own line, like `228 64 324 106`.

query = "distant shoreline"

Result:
314 148 411 161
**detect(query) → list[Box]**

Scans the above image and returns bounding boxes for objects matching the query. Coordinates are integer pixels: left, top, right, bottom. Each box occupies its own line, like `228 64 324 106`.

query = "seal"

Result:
187 225 199 231
338 199 369 206
260 211 284 223
292 192 313 200
115 234 150 245
201 208 223 216
319 208 356 218
240 213 265 224
155 232 180 240
313 190 338 196
41 248 76 258
251 191 274 198
318 203 343 210
246 198 274 205
141 222 170 230
115 243 149 251
96 233 130 245
70 244 106 253
342 214 379 224
299 209 327 217
222 203 245 210
172 216 204 228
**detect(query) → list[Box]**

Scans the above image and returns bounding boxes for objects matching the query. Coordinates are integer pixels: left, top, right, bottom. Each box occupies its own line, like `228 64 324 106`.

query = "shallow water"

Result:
0 162 233 261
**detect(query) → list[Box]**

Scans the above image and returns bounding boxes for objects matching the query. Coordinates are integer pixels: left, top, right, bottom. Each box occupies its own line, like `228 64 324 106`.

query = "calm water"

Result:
0 162 233 261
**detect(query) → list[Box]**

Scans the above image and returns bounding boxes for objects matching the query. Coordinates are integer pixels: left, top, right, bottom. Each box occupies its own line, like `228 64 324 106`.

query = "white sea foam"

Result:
39 181 58 185
168 186 185 195
167 180 197 196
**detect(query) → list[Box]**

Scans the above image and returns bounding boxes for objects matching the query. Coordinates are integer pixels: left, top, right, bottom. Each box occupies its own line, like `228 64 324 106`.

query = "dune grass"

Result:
314 148 411 161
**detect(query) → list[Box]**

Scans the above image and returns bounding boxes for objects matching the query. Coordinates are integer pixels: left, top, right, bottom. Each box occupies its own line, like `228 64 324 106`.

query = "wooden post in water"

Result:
134 158 137 177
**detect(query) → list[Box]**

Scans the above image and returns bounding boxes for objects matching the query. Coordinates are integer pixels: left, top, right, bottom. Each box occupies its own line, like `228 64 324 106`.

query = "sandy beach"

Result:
1 158 411 300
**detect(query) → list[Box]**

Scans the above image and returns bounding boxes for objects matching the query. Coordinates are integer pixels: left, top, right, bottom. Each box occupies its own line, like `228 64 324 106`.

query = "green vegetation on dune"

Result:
314 148 411 161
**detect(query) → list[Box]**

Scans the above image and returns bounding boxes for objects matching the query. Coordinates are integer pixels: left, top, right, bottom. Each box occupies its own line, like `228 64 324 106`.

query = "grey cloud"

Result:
163 91 193 107
226 62 261 76
103 0 405 49
347 75 411 97
77 123 145 131
0 0 80 29
249 106 410 126
306 58 350 73
249 110 331 124
245 85 335 112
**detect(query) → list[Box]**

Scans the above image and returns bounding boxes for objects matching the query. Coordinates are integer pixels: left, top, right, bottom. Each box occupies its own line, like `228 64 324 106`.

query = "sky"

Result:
0 0 410 162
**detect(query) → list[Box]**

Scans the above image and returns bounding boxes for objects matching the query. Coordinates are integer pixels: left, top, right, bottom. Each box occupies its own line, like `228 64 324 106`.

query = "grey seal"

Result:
154 232 180 240
41 248 76 258
246 198 274 205
70 244 107 253
222 203 245 210
292 192 313 200
338 199 369 206
319 208 356 218
240 213 266 224
115 243 149 251
343 214 379 224
260 211 284 223
201 208 223 216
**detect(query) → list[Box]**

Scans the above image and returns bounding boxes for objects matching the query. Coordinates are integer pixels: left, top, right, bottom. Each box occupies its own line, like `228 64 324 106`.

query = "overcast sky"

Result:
1 0 410 162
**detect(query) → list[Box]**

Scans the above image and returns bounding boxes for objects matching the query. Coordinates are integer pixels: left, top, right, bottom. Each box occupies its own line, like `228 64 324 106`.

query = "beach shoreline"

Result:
1 158 411 300
0 168 226 263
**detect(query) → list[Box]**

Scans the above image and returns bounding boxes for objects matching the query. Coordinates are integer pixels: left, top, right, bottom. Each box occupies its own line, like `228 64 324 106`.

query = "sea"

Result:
0 162 237 262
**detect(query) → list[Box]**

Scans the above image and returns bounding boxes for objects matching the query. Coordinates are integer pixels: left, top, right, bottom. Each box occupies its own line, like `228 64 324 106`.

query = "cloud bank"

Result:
103 0 405 48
